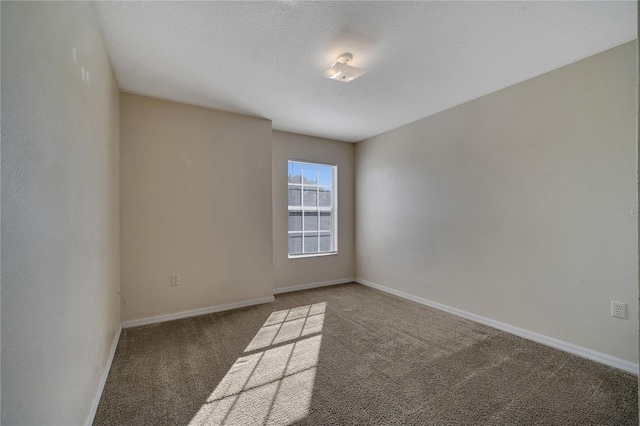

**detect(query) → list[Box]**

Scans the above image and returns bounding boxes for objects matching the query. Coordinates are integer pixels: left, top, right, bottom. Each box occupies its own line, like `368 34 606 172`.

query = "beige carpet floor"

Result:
94 283 637 425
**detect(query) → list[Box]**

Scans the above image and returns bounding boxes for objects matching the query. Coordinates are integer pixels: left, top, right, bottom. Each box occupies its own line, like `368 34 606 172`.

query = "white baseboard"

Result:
121 296 275 329
85 324 122 426
355 278 638 375
273 278 355 295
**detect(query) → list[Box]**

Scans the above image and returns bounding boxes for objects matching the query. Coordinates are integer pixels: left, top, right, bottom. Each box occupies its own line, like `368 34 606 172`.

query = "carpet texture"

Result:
94 283 638 425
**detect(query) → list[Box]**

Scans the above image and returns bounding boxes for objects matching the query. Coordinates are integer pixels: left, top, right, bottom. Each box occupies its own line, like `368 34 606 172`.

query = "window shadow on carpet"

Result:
189 303 326 425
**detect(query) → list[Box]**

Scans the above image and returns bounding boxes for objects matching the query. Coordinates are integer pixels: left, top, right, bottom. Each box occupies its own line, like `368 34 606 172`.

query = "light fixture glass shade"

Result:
323 62 367 82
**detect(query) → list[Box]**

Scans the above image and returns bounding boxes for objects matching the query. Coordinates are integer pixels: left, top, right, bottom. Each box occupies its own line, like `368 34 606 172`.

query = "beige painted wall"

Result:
1 2 121 424
120 93 273 322
355 41 638 363
272 131 355 290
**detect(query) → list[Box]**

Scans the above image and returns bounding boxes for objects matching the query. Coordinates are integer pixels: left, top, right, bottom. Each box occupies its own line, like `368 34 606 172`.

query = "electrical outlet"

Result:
171 275 180 286
366 255 371 264
611 301 627 319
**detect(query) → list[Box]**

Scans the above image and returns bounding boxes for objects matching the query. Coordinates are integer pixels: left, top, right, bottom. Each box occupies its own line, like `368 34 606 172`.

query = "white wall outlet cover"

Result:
611 301 627 319
171 275 180 286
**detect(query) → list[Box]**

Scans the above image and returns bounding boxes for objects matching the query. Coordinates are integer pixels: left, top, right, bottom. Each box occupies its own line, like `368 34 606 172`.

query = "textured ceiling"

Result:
93 1 636 142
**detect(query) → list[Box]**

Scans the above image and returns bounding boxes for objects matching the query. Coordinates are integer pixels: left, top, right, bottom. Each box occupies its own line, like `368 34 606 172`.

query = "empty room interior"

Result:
2 1 640 425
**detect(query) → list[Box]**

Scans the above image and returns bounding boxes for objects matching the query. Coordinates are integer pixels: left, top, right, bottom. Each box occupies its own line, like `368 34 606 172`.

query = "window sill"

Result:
288 252 338 259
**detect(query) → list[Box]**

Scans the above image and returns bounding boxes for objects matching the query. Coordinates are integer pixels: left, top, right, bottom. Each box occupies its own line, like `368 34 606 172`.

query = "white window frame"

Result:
287 159 338 258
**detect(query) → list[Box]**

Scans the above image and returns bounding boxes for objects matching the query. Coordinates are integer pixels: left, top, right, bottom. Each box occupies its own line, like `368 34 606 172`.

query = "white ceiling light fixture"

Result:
323 53 367 82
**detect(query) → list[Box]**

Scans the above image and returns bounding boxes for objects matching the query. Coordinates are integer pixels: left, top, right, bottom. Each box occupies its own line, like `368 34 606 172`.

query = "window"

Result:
288 160 337 257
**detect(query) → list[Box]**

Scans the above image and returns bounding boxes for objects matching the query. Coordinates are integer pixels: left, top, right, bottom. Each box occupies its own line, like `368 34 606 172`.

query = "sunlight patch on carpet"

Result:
189 304 325 426
245 303 325 352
